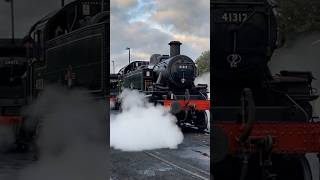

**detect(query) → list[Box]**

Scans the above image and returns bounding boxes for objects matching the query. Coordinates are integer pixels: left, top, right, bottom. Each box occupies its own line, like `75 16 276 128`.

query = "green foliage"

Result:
196 50 210 74
277 0 320 37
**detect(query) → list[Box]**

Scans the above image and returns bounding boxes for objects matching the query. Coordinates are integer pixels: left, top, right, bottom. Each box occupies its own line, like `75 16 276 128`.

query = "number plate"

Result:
216 12 249 23
0 58 19 65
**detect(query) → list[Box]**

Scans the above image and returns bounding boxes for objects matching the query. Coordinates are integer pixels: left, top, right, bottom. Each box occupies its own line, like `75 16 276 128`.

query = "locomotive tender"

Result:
115 41 210 131
212 0 320 179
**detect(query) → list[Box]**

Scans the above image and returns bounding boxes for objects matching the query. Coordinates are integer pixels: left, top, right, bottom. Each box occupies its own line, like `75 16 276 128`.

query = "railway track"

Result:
144 151 210 180
111 133 210 180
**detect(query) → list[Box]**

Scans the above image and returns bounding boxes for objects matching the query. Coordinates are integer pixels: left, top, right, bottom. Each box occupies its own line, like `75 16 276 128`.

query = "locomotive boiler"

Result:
152 41 197 90
212 0 320 179
115 41 210 131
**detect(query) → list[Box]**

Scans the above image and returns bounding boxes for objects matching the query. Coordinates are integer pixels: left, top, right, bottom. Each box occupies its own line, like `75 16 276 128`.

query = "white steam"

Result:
270 34 320 118
195 72 211 130
19 85 108 180
195 72 210 98
110 89 184 151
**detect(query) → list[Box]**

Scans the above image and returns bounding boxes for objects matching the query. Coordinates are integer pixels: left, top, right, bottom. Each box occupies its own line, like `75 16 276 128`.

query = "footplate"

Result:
0 116 23 126
215 122 320 154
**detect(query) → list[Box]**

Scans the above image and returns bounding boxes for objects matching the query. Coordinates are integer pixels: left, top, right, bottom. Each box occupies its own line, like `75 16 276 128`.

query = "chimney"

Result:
61 0 65 7
169 41 182 57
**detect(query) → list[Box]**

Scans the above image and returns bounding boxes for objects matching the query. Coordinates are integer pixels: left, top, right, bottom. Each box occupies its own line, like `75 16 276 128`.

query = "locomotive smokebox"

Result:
169 41 182 57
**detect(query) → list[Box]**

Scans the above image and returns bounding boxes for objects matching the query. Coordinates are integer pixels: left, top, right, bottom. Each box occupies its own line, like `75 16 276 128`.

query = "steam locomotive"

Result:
212 0 320 179
0 0 109 150
113 41 210 131
23 0 109 98
0 39 28 151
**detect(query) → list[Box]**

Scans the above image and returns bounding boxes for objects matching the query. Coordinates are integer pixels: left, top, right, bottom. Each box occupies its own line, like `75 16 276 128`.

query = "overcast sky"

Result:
110 0 210 72
0 0 210 73
0 0 75 38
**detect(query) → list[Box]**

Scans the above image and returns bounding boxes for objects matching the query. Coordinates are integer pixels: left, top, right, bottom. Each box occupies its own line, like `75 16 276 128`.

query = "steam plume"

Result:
19 85 108 180
110 89 183 151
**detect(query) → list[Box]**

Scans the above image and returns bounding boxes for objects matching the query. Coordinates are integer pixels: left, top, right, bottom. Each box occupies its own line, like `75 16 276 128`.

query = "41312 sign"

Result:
222 12 248 23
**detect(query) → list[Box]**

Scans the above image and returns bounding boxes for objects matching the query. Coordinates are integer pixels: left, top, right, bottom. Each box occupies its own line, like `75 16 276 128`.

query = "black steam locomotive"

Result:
0 39 28 150
212 0 320 180
0 0 110 150
114 41 210 131
23 0 109 98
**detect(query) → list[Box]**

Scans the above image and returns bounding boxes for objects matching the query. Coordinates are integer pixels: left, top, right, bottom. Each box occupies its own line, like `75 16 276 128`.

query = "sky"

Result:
110 0 210 72
0 0 74 38
0 0 210 73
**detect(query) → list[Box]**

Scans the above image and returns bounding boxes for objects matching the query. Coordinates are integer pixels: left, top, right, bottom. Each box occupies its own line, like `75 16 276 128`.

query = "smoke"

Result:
195 72 211 130
110 89 183 151
270 33 320 117
18 85 108 180
195 72 210 98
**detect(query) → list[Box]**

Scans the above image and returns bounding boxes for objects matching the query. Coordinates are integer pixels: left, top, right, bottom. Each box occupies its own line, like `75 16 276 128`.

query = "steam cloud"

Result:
110 89 184 151
195 72 210 98
270 34 320 117
18 85 108 180
195 72 210 130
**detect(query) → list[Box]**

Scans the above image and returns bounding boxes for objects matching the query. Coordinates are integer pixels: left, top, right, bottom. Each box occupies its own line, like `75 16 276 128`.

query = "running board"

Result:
214 122 320 154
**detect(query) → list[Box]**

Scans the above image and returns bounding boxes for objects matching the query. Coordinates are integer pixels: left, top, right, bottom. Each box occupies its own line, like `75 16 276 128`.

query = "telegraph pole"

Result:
5 0 15 43
10 0 14 43
126 47 131 64
112 60 115 74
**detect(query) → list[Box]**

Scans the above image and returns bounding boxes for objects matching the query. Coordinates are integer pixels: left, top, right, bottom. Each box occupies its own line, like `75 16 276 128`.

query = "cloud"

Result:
0 0 61 38
112 0 137 9
151 0 210 37
111 0 210 72
0 0 210 73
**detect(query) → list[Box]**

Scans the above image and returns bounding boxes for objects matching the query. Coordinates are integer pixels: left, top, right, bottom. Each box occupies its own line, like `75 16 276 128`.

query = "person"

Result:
64 65 76 88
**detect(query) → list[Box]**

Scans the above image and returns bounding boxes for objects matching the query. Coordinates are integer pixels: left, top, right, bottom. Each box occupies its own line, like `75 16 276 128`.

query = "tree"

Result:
196 50 210 75
277 0 320 39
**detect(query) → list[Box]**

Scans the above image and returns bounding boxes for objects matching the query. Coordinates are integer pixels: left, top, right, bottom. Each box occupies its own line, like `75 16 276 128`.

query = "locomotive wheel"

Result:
213 154 313 180
175 111 208 132
194 111 208 132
